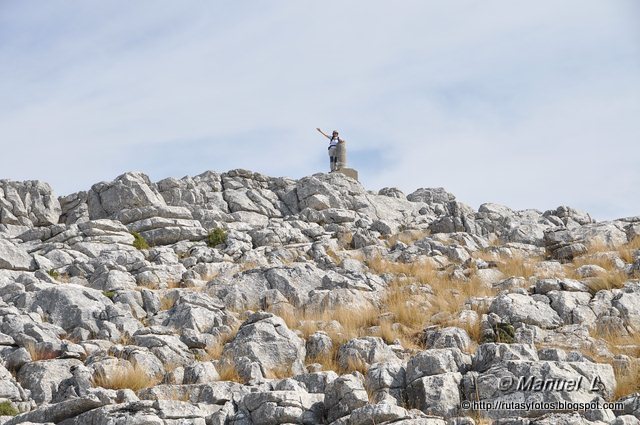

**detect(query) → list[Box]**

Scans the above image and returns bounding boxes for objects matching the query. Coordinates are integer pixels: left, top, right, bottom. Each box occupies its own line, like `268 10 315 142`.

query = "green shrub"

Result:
103 291 116 300
0 400 18 416
482 323 515 344
131 232 149 250
47 269 60 279
207 228 227 247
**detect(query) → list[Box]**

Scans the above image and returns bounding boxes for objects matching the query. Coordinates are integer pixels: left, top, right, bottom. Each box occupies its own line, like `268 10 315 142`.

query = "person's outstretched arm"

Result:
316 128 330 139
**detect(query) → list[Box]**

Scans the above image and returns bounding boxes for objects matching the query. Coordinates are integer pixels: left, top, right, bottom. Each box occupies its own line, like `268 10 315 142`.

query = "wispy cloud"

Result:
1 1 638 219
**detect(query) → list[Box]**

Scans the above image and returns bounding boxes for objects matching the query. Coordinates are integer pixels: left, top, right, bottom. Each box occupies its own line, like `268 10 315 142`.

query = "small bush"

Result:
131 232 149 250
47 269 60 279
207 228 227 247
0 401 18 416
102 291 116 299
482 323 515 344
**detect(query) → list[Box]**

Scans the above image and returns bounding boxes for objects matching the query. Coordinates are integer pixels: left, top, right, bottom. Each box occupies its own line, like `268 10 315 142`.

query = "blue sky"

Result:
1 1 639 219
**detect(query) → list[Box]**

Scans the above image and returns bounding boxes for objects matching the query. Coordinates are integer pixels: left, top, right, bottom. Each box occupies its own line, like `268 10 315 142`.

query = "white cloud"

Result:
1 1 638 219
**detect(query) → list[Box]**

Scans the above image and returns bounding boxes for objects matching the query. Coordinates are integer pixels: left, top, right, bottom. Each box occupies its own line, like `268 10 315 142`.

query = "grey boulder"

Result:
221 312 306 379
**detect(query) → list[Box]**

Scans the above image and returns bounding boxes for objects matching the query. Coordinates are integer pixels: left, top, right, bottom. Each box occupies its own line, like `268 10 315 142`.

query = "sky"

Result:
1 1 639 220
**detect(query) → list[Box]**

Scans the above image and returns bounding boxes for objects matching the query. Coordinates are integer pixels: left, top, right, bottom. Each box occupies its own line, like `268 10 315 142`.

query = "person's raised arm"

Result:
316 128 330 139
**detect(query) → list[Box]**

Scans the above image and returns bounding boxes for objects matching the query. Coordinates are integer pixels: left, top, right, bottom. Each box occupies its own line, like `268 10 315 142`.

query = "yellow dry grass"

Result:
581 240 612 256
587 271 629 294
238 261 260 273
216 361 244 383
366 255 436 284
570 254 619 272
117 332 133 346
203 326 240 361
265 365 294 380
613 361 640 400
457 315 483 346
365 254 499 348
495 255 539 279
619 236 640 264
159 295 176 311
93 363 159 391
591 329 640 358
24 342 58 361
562 242 636 294
336 231 354 250
266 253 503 372
586 328 640 400
325 248 343 266
385 230 430 247
472 415 494 425
166 279 183 289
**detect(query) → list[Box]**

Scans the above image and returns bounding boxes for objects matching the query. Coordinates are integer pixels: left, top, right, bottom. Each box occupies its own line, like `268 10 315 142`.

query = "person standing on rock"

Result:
316 128 344 172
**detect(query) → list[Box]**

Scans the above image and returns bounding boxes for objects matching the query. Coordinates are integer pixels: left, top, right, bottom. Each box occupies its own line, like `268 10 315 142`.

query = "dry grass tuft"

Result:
93 363 159 391
217 361 244 383
366 256 436 284
238 261 260 273
495 255 539 279
591 329 640 358
385 230 430 247
585 270 629 294
582 240 612 256
619 236 640 264
117 332 133 346
343 356 370 375
471 414 494 425
377 320 399 344
457 316 483 346
159 295 176 311
587 328 640 399
571 255 618 271
166 279 183 289
265 365 293 380
312 350 340 373
325 248 343 266
613 361 640 400
24 342 58 361
336 231 354 250
203 326 240 361
384 283 427 329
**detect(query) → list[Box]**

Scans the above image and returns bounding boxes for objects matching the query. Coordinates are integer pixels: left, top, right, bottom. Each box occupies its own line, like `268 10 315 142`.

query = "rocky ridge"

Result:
0 169 639 424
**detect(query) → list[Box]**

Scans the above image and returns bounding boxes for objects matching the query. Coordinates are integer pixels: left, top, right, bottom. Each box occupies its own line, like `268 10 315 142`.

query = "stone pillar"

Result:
333 140 359 181
336 140 347 170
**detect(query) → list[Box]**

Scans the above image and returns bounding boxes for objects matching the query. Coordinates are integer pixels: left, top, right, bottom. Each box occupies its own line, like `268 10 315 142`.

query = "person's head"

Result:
332 130 339 137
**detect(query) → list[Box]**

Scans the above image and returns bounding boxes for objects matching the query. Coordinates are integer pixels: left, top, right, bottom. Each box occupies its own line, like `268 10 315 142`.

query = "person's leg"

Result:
328 147 337 171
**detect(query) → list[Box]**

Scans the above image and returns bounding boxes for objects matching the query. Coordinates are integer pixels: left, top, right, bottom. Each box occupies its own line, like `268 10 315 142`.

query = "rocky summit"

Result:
0 169 639 425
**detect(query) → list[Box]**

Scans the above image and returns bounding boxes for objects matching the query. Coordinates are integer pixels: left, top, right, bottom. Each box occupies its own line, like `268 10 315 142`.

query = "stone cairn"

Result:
333 139 359 180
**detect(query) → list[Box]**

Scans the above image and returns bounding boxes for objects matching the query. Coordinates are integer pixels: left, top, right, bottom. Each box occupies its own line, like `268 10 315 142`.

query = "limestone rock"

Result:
17 359 83 404
489 293 563 328
0 180 61 227
406 372 462 417
406 349 471 383
86 172 166 219
0 239 35 271
336 337 399 371
221 312 306 379
324 372 369 423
